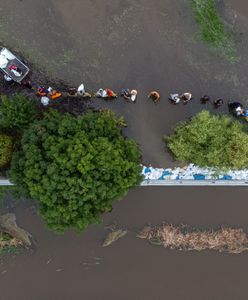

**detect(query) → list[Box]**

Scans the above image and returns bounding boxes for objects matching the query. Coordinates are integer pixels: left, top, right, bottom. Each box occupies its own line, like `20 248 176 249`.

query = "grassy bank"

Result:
191 0 236 61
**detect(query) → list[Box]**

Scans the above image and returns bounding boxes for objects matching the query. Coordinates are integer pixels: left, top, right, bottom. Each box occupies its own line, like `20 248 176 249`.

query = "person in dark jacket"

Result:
213 98 224 108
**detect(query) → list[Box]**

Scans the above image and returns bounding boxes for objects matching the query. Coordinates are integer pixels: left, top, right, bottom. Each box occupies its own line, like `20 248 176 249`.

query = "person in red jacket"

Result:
105 88 117 98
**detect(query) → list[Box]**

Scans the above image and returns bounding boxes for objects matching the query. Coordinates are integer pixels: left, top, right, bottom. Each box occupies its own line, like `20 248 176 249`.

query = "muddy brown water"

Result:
0 187 248 300
2 0 248 166
1 0 248 299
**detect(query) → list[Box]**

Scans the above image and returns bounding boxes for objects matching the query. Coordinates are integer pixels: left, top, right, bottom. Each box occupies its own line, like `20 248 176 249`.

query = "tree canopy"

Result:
0 94 38 131
165 110 248 169
10 110 142 232
0 134 13 168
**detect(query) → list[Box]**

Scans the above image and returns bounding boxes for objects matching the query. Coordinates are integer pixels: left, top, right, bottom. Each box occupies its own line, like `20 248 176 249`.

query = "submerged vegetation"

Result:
191 0 236 61
138 224 248 254
165 110 248 169
0 232 22 255
0 213 32 255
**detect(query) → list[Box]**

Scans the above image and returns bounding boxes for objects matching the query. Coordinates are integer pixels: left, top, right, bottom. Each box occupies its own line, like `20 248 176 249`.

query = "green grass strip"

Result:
191 0 236 61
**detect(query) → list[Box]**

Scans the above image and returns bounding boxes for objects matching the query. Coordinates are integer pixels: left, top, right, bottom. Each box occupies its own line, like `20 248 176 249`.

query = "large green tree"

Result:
0 134 13 168
165 110 248 169
10 110 142 232
0 94 38 131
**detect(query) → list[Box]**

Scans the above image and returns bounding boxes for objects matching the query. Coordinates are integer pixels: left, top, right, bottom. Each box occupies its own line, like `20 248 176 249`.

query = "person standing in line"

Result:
121 89 137 102
130 89 138 102
47 87 62 100
68 87 78 96
121 88 131 100
228 101 244 116
21 79 33 89
180 92 192 104
77 83 85 96
213 98 224 108
200 95 210 104
148 91 160 103
169 93 180 104
3 74 14 86
105 88 117 98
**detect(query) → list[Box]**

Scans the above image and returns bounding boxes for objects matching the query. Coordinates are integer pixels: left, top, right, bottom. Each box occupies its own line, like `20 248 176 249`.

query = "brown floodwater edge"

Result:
0 186 248 300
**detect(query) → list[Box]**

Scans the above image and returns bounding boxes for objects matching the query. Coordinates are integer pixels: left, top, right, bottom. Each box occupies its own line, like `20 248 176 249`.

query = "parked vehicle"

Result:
0 47 29 83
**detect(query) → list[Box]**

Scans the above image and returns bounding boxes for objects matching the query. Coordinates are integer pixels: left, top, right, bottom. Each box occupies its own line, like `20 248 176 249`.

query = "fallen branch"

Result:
0 213 32 247
102 229 127 247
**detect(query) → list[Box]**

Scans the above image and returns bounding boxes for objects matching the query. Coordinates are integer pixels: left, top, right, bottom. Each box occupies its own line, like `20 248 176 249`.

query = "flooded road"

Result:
1 187 248 300
1 0 248 166
0 0 248 299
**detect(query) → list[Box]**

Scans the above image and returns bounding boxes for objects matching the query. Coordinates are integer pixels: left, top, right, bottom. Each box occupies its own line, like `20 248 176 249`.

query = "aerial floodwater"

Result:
1 187 248 300
0 0 248 299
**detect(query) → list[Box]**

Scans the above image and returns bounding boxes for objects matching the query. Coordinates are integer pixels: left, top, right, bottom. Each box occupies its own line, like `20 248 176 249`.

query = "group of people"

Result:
168 92 225 108
2 74 248 121
228 102 248 120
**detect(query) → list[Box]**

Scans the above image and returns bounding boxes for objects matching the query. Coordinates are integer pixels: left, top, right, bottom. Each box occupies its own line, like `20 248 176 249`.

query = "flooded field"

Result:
0 187 248 300
2 0 248 166
0 0 248 299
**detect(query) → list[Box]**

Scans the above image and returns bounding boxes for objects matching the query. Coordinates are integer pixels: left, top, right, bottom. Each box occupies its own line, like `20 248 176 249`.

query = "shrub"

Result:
165 110 248 169
0 94 38 131
10 110 142 232
0 134 13 168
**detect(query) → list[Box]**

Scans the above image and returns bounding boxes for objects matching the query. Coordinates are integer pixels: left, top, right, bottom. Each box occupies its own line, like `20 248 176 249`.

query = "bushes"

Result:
165 110 248 169
10 110 142 232
0 134 13 168
0 94 38 131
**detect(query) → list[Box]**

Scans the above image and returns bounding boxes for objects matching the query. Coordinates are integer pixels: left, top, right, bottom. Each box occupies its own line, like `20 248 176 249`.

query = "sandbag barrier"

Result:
141 165 248 186
2 164 248 186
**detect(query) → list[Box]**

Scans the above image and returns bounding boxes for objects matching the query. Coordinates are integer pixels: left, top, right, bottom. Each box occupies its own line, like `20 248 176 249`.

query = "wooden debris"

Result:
0 213 32 247
102 229 127 247
138 224 248 254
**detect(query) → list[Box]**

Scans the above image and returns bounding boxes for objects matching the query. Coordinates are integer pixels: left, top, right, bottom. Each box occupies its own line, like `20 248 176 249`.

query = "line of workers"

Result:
2 75 248 120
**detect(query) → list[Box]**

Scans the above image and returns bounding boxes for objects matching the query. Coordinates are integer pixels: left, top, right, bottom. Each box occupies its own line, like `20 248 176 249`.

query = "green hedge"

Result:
165 110 248 169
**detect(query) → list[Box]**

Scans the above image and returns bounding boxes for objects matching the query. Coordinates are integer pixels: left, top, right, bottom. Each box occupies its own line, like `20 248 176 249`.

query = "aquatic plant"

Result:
191 0 236 61
138 224 248 254
0 232 22 256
